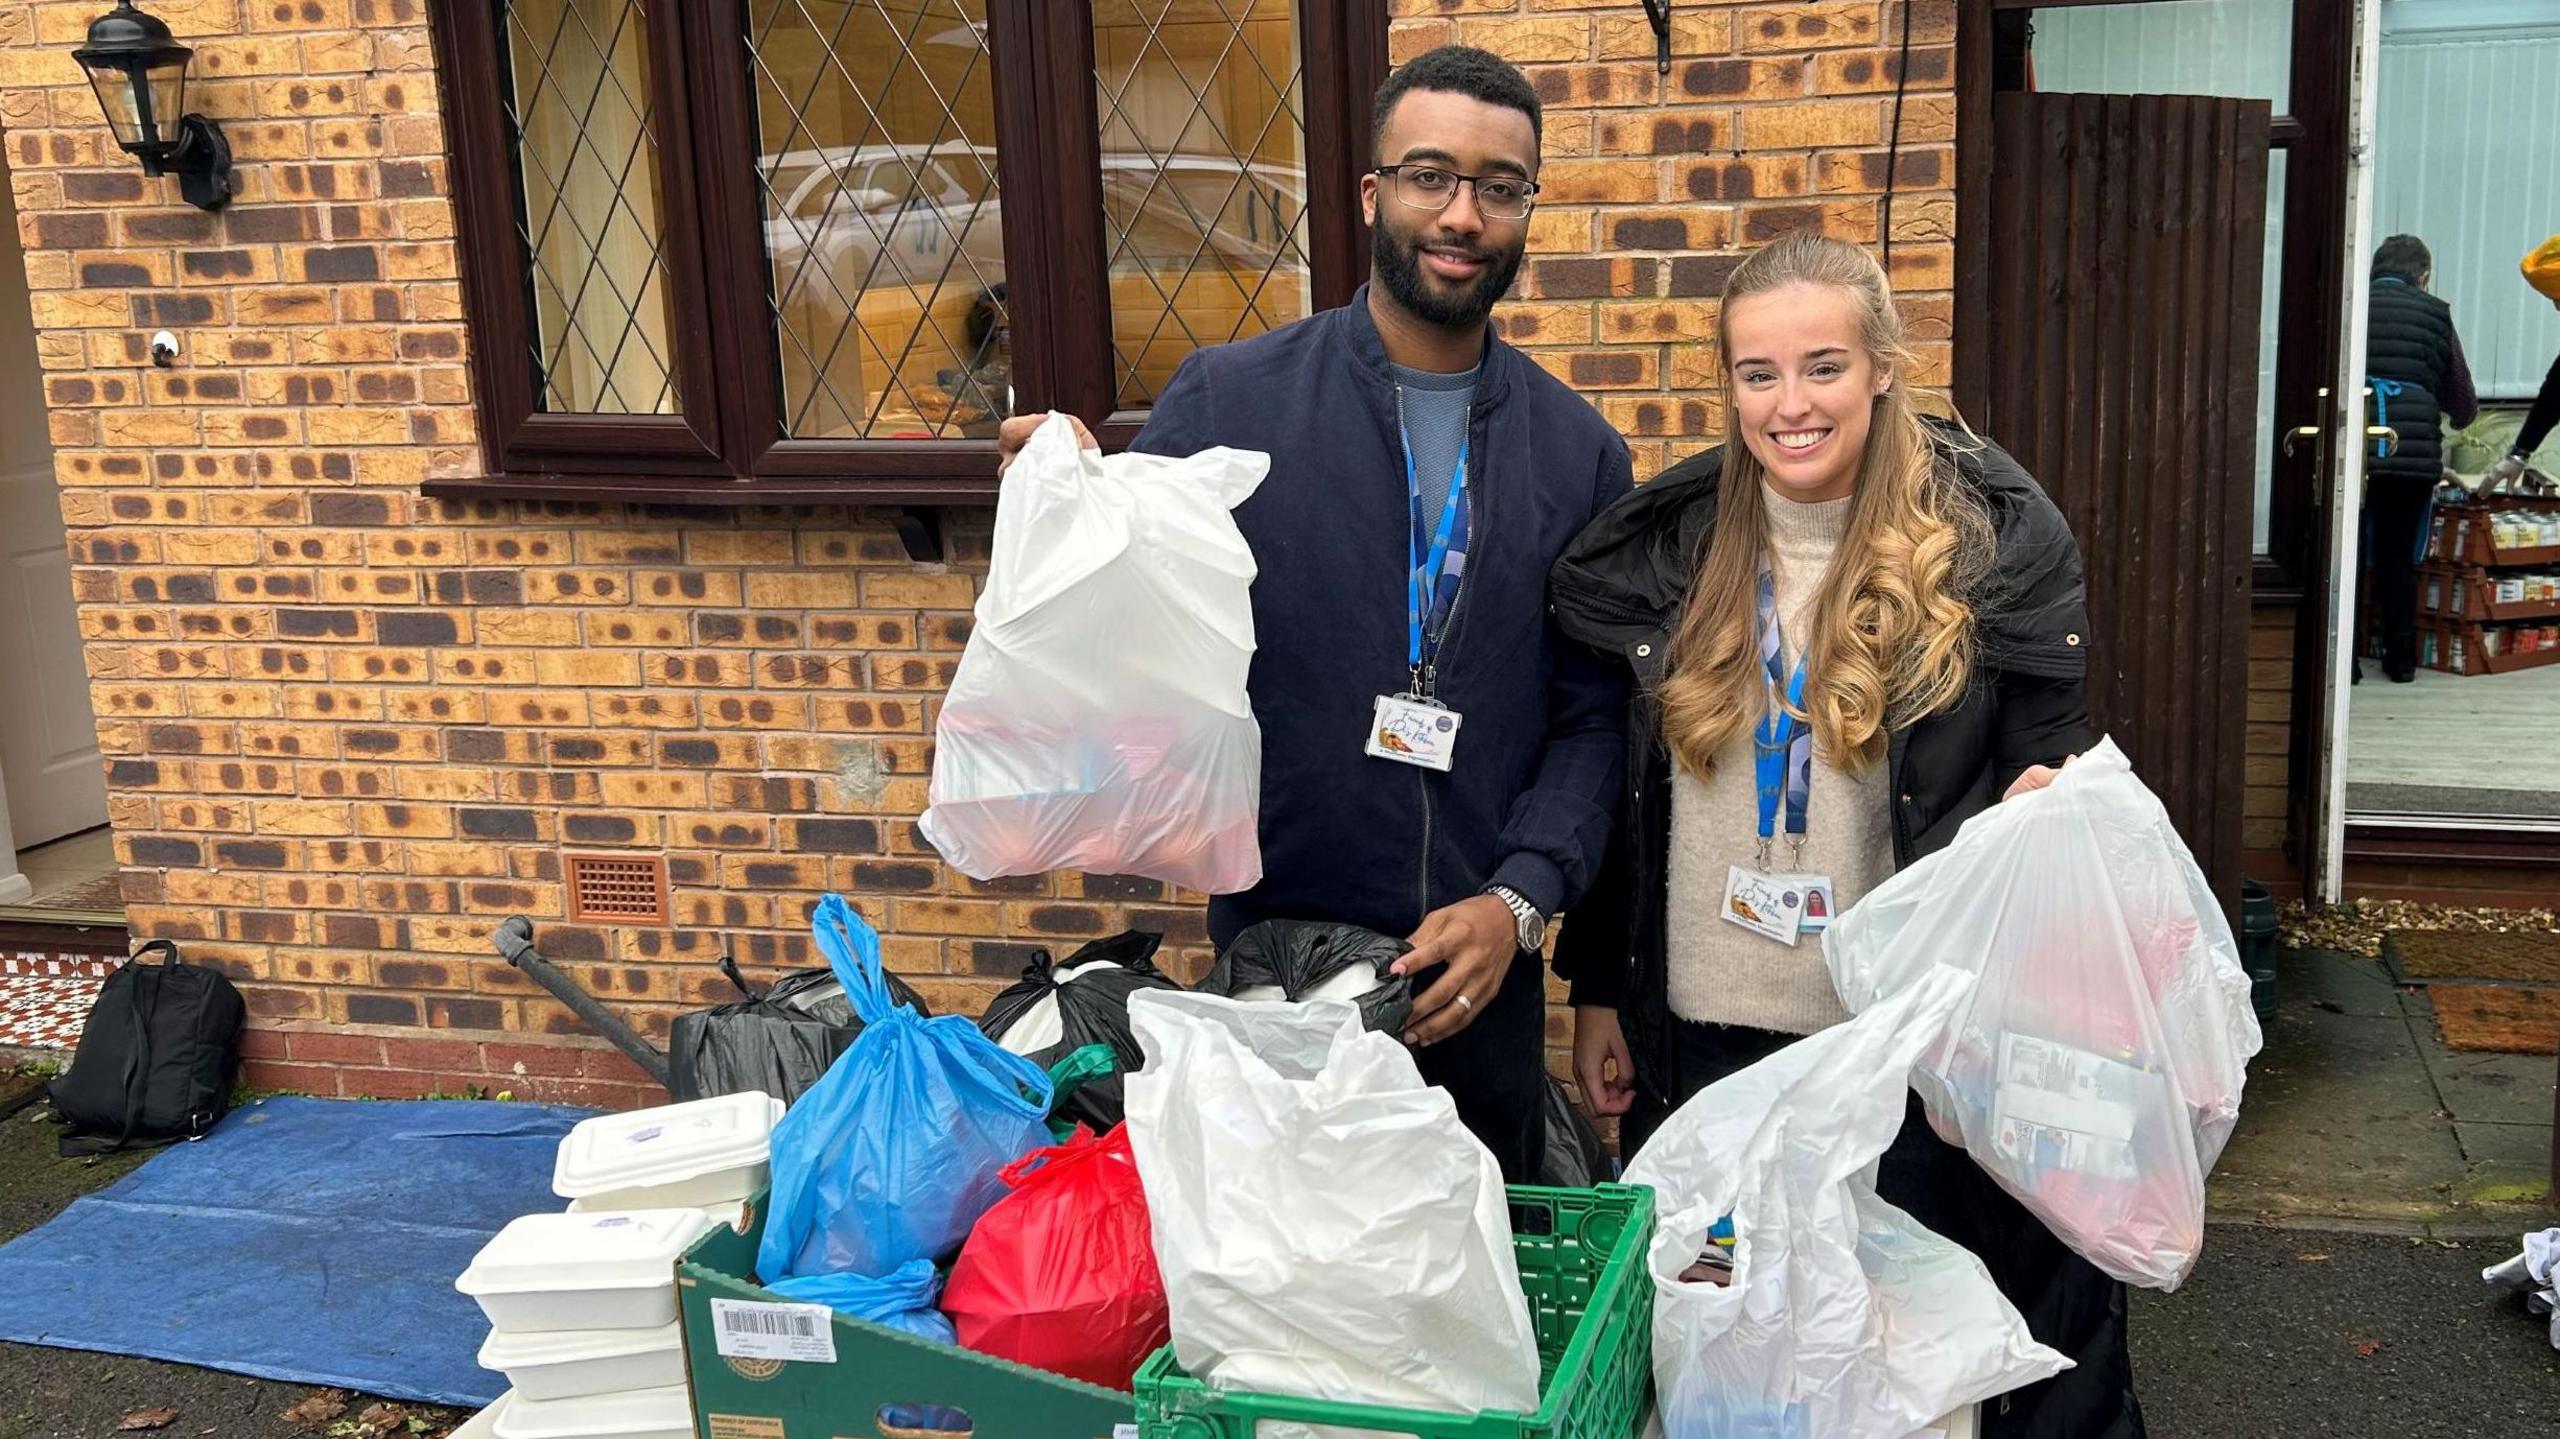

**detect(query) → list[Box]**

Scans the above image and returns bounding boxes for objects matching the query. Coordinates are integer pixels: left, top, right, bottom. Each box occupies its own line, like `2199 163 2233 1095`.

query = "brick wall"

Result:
0 0 1953 1101
1393 0 1958 479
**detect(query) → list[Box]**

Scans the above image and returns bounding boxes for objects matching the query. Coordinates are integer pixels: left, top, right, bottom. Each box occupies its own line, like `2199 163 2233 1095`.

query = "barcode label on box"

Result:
709 1298 835 1364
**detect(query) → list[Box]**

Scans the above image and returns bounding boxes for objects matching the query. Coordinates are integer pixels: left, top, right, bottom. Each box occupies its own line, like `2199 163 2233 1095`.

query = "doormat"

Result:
2384 929 2560 986
2428 985 2560 1054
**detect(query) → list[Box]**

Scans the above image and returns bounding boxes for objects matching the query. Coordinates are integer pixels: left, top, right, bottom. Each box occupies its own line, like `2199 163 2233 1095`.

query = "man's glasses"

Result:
1372 164 1539 222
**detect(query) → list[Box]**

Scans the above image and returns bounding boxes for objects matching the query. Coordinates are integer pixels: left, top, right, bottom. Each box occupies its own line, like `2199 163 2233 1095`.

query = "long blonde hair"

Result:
1658 235 1991 781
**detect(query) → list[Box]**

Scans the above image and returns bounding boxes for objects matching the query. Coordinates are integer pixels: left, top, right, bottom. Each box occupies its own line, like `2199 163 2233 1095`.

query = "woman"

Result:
2361 234 2478 682
1547 234 2140 1437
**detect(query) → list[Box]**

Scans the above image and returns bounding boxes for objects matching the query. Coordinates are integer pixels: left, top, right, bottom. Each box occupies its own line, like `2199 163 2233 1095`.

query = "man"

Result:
997 45 1631 1180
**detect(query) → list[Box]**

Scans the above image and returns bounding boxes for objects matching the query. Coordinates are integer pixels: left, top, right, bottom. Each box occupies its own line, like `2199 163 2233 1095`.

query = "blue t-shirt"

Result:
1390 363 1477 527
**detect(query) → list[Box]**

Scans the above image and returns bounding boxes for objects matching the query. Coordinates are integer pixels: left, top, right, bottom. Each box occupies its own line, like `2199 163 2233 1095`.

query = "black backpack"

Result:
50 940 246 1156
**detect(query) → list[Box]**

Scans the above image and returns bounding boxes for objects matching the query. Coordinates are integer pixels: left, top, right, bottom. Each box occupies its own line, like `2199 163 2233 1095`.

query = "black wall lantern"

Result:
74 1 231 210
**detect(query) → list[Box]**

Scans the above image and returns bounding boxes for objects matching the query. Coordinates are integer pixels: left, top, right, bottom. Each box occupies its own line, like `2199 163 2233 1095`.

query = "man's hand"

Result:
1572 1005 1636 1117
1394 894 1520 1047
996 411 1096 475
2003 752 2077 801
2485 453 2528 492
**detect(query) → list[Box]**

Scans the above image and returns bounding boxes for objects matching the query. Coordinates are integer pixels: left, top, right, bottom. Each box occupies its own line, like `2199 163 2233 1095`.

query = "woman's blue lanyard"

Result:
1401 397 1469 700
1754 561 1812 870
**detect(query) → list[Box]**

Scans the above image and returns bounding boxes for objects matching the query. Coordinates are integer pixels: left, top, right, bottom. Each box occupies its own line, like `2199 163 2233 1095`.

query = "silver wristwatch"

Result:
1485 884 1547 952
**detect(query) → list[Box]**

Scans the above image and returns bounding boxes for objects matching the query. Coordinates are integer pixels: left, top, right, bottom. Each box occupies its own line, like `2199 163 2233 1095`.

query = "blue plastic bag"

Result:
766 1258 956 1344
758 895 1054 1285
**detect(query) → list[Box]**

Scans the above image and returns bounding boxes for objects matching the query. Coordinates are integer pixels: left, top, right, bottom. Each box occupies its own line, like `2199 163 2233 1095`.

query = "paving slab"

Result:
2425 1044 2558 1129
2211 991 2470 1223
2284 947 2407 1019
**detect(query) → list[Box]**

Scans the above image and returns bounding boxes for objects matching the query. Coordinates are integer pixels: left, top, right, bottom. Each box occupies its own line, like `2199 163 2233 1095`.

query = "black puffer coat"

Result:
2364 275 2478 485
1546 422 2092 1060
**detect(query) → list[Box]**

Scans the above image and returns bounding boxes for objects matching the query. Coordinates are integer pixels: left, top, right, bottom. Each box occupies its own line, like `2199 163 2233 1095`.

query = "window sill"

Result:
418 474 994 561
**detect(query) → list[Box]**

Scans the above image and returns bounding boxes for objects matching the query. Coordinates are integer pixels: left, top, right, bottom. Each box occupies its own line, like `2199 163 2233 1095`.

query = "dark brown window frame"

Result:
424 0 1388 512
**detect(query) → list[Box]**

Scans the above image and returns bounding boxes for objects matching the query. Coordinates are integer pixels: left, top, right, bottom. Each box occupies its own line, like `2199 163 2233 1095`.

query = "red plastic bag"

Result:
941 1124 1168 1389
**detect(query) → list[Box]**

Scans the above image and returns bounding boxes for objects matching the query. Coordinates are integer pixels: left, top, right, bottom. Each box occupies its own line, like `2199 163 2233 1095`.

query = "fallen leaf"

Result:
2296 1252 2332 1262
2354 1337 2383 1358
2313 999 2345 1014
118 1411 179 1432
284 1394 349 1429
358 1404 408 1429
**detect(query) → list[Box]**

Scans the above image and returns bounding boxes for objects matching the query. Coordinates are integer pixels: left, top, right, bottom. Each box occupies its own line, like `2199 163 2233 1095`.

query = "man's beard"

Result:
1372 219 1524 331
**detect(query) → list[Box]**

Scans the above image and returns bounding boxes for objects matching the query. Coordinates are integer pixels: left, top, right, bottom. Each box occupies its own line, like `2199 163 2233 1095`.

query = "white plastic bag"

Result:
2482 1227 2560 1351
1822 738 2263 1290
1123 990 1540 1425
919 413 1269 892
1625 966 2069 1438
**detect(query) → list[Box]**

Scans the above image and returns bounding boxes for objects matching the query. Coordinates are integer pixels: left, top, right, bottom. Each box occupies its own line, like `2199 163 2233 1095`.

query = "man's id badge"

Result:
1366 694 1462 772
1721 865 1807 946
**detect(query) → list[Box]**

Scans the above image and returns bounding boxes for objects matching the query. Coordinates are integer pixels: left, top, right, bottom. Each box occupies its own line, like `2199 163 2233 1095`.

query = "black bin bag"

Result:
976 930 1180 1133
1197 920 1414 1035
1537 1073 1613 1188
669 956 931 1104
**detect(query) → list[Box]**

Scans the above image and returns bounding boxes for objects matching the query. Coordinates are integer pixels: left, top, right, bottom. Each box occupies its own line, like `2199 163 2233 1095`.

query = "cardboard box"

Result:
676 1195 1135 1439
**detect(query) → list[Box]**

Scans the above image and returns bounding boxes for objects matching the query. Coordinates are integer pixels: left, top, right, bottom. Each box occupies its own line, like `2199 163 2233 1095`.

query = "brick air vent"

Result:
564 852 670 925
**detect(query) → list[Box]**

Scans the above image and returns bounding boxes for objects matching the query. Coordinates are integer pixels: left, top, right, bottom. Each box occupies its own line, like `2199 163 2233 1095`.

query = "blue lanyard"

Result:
2370 376 2407 459
1753 562 1812 869
1401 411 1469 693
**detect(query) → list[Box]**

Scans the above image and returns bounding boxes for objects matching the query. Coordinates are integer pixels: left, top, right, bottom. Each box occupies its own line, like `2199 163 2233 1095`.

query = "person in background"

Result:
1548 234 2141 1436
994 45 1633 1181
2482 234 2560 490
2361 234 2479 683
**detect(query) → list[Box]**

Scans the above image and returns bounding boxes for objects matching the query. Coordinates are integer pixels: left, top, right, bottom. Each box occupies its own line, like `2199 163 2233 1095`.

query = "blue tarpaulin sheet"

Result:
0 1096 592 1405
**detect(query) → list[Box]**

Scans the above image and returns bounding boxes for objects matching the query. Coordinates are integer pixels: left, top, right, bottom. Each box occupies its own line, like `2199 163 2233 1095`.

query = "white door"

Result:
0 158 106 850
0 461 102 847
2311 0 2386 901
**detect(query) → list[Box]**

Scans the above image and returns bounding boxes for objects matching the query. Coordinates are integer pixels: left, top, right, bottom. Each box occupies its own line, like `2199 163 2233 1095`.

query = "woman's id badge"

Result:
1365 694 1462 772
1721 865 1807 946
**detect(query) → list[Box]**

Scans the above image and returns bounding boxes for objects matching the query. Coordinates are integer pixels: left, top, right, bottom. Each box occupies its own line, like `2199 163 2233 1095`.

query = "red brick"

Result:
286 1030 386 1065
483 1042 589 1080
242 1059 343 1096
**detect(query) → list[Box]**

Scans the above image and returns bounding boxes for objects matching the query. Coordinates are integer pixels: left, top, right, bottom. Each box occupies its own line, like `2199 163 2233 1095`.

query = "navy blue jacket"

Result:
1130 287 1633 947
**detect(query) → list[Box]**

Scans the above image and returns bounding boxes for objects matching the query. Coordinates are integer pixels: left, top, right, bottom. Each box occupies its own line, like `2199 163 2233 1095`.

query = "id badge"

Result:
1365 694 1463 772
1784 875 1838 934
1720 865 1805 946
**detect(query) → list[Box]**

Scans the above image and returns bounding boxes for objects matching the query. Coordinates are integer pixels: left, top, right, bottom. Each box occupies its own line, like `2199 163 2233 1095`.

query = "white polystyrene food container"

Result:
477 1321 684 1402
564 1195 749 1231
551 1092 783 1209
454 1209 716 1332
488 1384 693 1439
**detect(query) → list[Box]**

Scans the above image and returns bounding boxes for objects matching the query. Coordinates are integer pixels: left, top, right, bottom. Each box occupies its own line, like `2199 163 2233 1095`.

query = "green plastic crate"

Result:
1133 1182 1655 1439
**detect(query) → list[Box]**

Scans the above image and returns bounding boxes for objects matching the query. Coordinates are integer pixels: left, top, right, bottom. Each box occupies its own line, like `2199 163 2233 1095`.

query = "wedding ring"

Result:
1454 993 1474 1012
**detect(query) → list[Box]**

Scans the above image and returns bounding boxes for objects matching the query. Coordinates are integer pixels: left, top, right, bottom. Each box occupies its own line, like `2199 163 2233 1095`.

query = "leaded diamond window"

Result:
434 0 1379 499
498 0 681 415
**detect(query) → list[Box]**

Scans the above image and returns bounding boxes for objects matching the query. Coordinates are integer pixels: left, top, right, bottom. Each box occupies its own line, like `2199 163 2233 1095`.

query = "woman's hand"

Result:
1572 1005 1637 1117
2003 752 2077 800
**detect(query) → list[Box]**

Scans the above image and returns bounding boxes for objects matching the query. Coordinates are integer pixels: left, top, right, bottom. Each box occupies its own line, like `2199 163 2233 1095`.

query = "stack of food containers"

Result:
455 1093 785 1439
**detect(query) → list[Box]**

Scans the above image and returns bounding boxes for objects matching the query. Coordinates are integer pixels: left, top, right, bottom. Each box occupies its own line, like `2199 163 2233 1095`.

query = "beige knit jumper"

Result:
1663 484 1896 1035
